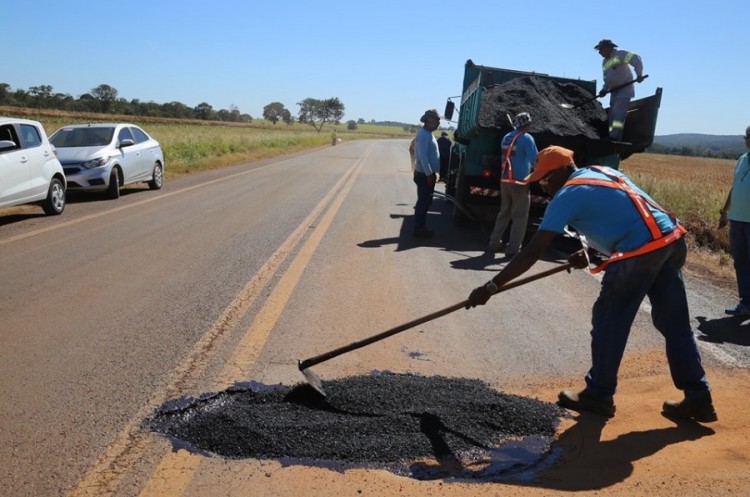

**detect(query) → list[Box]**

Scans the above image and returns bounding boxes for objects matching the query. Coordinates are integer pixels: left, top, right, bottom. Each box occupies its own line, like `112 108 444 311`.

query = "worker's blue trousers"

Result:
584 238 711 399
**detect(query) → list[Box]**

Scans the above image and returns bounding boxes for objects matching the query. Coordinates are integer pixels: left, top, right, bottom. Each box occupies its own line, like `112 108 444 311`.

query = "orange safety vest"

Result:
563 166 687 274
500 132 528 186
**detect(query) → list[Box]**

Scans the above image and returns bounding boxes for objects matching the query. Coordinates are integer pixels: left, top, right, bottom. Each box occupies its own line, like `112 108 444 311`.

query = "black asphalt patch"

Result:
146 372 566 481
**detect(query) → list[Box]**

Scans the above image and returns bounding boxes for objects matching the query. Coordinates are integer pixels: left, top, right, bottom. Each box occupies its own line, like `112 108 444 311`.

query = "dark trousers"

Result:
439 156 449 180
413 172 435 231
729 220 750 305
586 238 710 399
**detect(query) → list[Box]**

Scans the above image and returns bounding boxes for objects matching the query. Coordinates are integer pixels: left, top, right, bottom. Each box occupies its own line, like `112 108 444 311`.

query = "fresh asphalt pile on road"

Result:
146 372 566 480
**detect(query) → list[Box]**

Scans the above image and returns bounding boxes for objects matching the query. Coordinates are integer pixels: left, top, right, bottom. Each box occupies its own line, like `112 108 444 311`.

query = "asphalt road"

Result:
0 139 746 497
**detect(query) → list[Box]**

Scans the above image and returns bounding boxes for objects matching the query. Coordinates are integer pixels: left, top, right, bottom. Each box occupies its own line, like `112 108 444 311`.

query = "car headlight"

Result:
81 156 110 169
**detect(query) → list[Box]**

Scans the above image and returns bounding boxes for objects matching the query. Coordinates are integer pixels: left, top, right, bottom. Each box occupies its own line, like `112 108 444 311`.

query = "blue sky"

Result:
3 0 748 135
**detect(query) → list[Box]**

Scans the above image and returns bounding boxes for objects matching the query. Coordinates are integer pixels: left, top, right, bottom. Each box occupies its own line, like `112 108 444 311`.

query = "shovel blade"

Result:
301 367 327 397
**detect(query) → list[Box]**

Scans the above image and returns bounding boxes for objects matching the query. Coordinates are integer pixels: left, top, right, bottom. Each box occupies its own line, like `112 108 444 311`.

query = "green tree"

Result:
347 120 358 130
281 109 293 125
91 84 118 113
162 101 192 119
263 102 289 125
28 85 53 108
297 97 345 132
0 83 10 104
194 102 215 120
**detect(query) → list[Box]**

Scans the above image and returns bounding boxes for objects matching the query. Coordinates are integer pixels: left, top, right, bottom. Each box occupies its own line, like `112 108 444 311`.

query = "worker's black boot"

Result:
662 394 717 423
558 389 615 418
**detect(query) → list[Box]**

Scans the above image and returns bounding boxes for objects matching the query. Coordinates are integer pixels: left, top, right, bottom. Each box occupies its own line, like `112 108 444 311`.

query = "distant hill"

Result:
650 133 745 159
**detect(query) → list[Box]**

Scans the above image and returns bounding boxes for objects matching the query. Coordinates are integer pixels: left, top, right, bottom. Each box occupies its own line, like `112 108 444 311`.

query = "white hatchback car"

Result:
0 117 67 215
49 123 164 199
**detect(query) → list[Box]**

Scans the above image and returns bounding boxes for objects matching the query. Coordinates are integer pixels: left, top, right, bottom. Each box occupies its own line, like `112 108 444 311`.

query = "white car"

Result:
0 117 66 215
49 123 164 199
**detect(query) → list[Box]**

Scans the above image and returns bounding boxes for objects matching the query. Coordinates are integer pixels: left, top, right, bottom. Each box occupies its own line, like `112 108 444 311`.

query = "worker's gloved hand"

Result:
636 75 645 83
466 286 492 309
598 89 608 98
568 249 589 269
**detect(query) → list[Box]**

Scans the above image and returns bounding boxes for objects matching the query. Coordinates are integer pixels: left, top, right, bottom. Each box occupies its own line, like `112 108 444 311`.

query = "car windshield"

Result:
50 127 115 147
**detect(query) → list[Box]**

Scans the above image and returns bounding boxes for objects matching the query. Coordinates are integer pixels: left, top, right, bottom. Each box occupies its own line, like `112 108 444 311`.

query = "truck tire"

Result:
452 154 471 226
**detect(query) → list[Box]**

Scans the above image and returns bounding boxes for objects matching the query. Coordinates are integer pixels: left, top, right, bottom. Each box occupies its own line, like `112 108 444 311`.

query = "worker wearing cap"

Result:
489 112 537 256
594 39 644 140
412 109 441 238
467 145 716 423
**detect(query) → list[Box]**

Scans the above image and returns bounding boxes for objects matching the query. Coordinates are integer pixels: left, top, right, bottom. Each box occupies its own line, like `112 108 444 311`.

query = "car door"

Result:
0 123 30 206
19 123 52 198
128 126 154 181
116 126 140 184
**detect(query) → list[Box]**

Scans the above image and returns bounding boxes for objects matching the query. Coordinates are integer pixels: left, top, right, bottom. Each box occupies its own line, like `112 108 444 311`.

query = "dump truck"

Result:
443 59 662 226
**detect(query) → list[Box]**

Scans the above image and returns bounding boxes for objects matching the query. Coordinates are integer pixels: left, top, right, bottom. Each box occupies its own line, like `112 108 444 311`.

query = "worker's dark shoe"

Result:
558 389 616 418
724 303 750 316
662 395 718 423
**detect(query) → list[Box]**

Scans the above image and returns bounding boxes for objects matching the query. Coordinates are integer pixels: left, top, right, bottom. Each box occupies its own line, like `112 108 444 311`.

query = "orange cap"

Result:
524 146 575 183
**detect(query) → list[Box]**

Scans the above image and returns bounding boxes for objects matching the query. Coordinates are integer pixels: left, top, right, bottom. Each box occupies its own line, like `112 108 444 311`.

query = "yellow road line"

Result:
135 148 369 497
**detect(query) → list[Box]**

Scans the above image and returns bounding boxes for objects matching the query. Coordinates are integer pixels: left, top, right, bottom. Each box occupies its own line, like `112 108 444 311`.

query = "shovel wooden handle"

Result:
298 262 574 371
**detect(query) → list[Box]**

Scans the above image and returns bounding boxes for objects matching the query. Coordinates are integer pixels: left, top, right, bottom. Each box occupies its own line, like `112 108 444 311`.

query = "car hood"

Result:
55 146 117 162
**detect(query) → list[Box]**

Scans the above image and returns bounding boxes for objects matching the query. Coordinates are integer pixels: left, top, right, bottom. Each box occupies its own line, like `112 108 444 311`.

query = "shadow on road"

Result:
357 196 579 272
516 413 714 491
0 187 154 227
696 315 750 346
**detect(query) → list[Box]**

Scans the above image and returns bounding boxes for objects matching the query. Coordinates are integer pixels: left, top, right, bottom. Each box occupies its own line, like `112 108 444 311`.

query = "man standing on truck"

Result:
467 145 716 423
412 109 441 238
488 112 537 257
594 39 645 140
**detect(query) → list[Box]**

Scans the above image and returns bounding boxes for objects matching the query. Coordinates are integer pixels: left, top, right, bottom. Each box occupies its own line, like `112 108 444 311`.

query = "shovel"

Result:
560 75 648 109
298 262 575 396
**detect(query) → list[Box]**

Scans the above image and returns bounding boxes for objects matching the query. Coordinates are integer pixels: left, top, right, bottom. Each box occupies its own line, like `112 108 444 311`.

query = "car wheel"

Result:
107 169 120 199
148 162 163 190
42 178 66 215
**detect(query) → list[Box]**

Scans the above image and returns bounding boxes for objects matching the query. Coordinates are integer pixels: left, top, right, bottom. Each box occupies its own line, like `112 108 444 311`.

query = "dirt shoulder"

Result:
189 350 749 497
216 352 750 497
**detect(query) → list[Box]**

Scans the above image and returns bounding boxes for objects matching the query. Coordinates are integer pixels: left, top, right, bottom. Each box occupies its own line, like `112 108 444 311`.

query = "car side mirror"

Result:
119 138 135 148
0 139 17 152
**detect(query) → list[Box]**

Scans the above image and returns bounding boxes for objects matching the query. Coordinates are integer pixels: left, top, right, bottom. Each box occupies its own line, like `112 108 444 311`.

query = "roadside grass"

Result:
621 153 736 290
1 106 412 175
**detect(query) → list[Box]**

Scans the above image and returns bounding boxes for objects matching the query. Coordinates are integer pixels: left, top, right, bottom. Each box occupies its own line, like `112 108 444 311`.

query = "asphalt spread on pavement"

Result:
146 372 566 481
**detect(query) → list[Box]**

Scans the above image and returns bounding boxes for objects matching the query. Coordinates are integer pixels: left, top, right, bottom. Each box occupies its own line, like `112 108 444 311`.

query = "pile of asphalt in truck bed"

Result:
479 76 608 140
478 76 608 138
146 372 565 479
474 76 615 162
